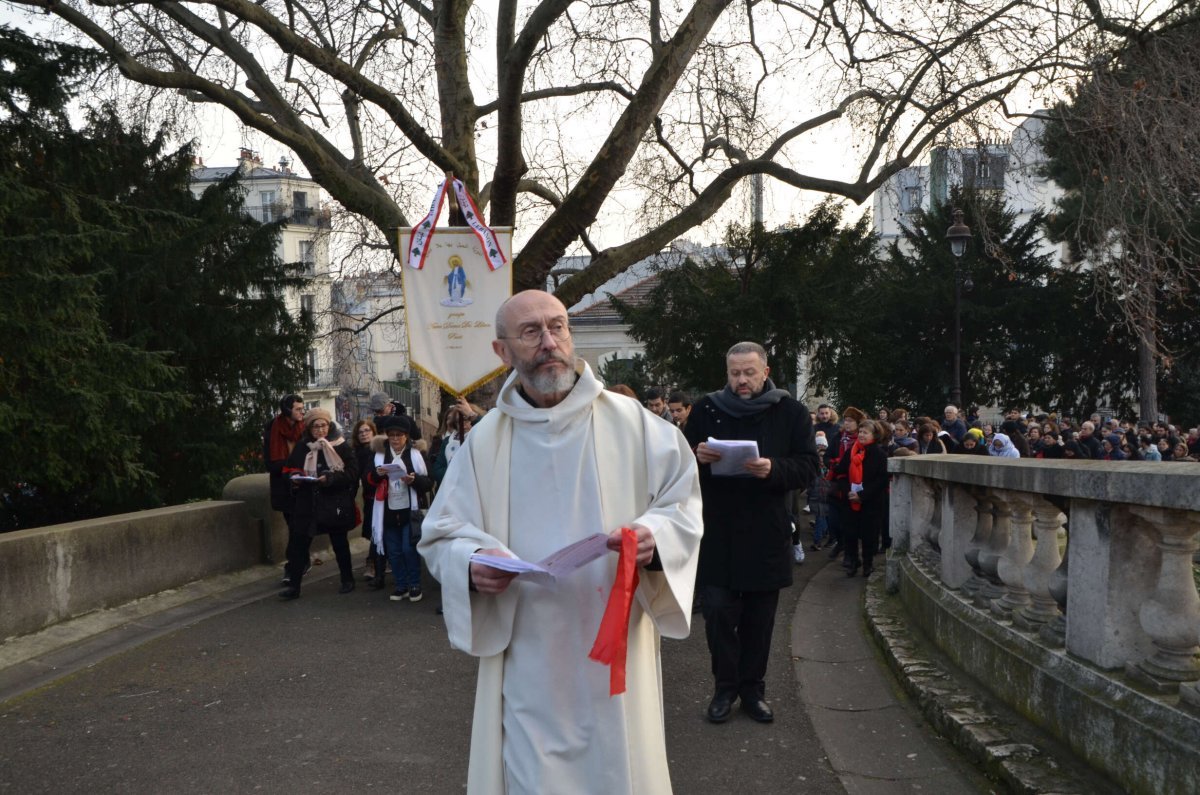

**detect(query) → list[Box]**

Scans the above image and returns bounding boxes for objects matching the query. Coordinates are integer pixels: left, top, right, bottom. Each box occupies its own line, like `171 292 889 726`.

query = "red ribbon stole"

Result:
588 526 640 696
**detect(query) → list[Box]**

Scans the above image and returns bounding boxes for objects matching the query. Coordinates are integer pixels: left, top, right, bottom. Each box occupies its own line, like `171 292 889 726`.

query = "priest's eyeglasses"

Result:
502 321 572 347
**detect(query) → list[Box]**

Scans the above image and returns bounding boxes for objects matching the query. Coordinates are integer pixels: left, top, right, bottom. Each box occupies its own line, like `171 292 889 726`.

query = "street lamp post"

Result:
946 208 972 408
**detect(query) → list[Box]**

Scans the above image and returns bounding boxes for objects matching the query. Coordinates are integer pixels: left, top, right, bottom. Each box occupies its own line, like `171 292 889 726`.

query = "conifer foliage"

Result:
0 27 312 530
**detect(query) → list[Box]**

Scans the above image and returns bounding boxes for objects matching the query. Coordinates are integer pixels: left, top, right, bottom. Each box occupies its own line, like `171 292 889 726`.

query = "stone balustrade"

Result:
887 456 1200 794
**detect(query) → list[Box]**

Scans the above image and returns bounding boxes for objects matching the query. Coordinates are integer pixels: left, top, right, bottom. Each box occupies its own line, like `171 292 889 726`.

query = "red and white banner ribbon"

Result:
406 178 508 272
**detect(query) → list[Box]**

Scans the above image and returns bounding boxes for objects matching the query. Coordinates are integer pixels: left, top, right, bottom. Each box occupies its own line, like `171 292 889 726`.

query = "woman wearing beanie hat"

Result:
279 408 360 599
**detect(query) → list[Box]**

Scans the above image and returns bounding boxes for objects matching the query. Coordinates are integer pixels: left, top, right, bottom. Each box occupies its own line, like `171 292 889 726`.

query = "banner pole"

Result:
445 170 461 224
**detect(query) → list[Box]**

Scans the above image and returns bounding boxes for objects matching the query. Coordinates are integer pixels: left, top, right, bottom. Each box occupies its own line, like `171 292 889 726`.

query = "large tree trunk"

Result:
1136 324 1158 424
434 0 479 193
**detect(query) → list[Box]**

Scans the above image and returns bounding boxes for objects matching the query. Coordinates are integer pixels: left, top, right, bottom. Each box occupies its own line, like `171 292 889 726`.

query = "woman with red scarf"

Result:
832 419 889 577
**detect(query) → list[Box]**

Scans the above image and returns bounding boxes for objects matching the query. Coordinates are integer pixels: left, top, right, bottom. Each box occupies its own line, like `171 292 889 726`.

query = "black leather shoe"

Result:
278 587 300 600
338 581 355 594
706 692 737 723
741 698 774 723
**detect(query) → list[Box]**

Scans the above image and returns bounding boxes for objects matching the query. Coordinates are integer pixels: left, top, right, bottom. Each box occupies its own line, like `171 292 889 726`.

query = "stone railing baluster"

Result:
1013 499 1065 632
976 490 1010 610
927 482 943 555
1065 502 1156 670
962 491 994 599
910 477 937 565
1126 506 1200 690
939 484 976 589
1041 516 1068 648
992 490 1035 620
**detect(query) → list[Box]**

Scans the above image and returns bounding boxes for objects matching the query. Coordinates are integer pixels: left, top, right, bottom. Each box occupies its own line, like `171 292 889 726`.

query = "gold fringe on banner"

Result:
410 360 511 401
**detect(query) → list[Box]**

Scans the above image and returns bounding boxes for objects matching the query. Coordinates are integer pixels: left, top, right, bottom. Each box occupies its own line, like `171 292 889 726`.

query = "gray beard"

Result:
528 365 576 395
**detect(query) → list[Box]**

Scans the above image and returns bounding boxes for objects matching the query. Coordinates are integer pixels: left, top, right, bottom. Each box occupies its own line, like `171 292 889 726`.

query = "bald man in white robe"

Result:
419 290 703 795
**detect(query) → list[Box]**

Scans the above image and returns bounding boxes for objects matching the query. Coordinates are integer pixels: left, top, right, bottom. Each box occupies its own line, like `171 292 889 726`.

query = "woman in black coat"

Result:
832 419 889 577
351 419 380 581
279 408 359 599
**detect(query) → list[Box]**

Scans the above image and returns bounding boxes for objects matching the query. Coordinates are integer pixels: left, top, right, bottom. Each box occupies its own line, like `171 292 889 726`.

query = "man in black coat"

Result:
1078 420 1105 460
683 342 818 725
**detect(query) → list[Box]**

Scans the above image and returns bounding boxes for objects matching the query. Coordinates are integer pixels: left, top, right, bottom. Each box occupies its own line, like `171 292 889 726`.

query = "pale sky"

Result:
1 1 1049 253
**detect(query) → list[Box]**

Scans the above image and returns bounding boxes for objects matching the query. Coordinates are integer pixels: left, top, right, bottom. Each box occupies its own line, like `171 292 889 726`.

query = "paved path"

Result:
0 551 990 793
794 562 993 794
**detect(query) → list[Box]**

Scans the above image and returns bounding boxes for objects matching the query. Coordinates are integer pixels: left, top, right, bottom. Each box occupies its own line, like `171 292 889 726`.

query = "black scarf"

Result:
707 377 790 418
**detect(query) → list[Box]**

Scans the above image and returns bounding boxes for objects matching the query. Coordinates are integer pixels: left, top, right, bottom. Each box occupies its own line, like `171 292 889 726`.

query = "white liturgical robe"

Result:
419 361 703 795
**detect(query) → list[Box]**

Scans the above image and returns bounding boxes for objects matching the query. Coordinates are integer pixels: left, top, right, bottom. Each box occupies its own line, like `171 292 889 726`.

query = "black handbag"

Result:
315 490 358 532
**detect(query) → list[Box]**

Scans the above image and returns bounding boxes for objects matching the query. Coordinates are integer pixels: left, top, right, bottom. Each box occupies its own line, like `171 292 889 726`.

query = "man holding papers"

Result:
418 290 703 795
684 342 818 724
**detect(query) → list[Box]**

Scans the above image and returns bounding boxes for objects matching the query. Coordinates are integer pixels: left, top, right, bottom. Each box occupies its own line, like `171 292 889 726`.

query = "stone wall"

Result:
0 502 260 640
887 456 1200 795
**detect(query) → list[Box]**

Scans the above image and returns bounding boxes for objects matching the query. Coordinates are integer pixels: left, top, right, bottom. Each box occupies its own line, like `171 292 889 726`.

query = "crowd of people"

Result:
259 300 1199 793
263 390 484 603
792 402 1200 582
265 382 1198 602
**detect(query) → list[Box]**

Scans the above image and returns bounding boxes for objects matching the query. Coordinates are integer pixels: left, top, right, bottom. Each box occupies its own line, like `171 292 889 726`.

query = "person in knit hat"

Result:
369 392 393 418
805 432 833 552
279 407 360 599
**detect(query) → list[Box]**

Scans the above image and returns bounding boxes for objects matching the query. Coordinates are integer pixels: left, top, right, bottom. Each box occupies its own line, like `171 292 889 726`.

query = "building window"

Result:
299 240 315 276
901 185 922 213
300 294 314 324
293 191 308 209
976 161 990 180
260 190 275 222
306 348 318 385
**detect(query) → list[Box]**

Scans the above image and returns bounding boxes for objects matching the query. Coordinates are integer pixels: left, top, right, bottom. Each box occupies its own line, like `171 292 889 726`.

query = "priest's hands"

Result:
608 524 655 567
470 548 518 595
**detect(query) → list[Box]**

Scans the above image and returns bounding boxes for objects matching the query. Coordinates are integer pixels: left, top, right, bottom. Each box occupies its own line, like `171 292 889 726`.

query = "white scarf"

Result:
371 445 428 555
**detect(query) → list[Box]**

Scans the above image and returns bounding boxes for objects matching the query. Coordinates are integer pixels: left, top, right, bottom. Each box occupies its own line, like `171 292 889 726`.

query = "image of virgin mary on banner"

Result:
400 177 513 395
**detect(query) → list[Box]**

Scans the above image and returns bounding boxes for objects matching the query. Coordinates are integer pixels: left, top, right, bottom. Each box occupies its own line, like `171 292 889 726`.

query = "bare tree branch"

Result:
11 0 1188 308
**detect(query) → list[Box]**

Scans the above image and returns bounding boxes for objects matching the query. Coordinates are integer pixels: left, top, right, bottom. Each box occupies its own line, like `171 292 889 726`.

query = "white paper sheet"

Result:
706 437 760 477
470 532 611 586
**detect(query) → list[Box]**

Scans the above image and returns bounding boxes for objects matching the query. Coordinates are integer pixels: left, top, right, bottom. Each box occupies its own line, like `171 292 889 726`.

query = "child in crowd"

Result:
806 431 833 552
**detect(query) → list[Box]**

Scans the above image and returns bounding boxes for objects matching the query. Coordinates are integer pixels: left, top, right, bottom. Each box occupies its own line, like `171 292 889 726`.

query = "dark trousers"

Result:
285 528 353 588
844 506 881 568
701 586 781 701
828 500 847 544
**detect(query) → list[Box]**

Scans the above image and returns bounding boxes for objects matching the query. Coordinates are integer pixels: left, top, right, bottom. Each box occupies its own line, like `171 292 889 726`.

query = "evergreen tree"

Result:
597 355 658 398
87 120 314 506
0 27 182 527
0 27 312 529
810 191 1137 417
613 201 879 392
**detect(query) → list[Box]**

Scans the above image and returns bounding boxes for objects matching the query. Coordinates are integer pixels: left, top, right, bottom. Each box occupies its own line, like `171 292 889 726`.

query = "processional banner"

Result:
399 177 513 395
